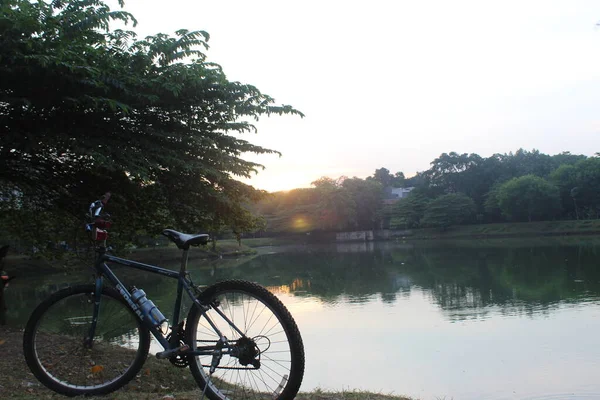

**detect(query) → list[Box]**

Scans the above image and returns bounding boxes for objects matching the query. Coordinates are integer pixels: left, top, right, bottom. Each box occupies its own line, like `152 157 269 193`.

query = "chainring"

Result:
167 323 189 368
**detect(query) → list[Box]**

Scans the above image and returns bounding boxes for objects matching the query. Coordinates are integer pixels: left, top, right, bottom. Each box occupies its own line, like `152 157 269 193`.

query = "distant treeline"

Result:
253 149 600 233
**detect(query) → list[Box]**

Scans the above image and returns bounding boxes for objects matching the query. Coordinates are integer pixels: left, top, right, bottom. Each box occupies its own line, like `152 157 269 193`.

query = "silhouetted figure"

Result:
0 245 15 325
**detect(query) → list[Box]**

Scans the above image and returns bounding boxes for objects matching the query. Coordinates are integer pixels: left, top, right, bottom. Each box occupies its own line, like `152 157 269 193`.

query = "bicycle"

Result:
23 193 305 399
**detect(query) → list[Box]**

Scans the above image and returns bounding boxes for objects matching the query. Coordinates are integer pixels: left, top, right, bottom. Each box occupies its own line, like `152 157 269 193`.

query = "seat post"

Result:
179 248 189 275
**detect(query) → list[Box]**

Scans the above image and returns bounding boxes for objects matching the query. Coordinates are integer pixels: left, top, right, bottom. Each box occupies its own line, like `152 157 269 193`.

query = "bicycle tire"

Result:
23 284 151 396
185 280 305 400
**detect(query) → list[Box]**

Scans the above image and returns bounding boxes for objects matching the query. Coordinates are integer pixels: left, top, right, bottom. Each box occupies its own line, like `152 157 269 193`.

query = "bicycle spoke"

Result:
25 287 149 395
187 281 303 400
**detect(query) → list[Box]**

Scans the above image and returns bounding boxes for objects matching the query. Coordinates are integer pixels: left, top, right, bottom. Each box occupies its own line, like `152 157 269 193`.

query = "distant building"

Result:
390 187 414 199
380 187 416 227
382 187 414 204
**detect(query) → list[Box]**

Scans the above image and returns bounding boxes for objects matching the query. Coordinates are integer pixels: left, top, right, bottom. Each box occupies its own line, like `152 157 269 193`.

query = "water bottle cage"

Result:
131 288 167 327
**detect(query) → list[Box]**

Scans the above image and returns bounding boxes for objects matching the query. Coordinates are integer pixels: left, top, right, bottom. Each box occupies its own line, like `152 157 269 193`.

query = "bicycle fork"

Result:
84 277 104 348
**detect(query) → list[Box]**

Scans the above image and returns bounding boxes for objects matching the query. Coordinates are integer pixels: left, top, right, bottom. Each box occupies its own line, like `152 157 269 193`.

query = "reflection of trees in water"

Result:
7 241 600 326
398 242 600 319
237 250 409 304
228 242 600 319
266 278 311 295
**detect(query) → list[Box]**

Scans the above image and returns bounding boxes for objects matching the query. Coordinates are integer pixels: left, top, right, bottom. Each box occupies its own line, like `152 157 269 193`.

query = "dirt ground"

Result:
0 326 410 400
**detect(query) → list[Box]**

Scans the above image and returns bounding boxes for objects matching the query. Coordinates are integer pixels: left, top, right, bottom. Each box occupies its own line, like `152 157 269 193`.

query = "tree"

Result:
569 157 600 219
496 175 561 222
341 178 383 230
570 187 580 220
496 148 556 180
551 152 587 167
421 193 476 230
368 168 394 188
389 193 430 229
311 177 355 231
483 183 505 222
550 164 578 218
404 171 428 188
392 172 406 188
426 152 483 191
0 0 302 249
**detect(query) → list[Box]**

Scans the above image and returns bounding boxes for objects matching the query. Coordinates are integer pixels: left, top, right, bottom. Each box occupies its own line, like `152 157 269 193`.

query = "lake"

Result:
5 237 600 400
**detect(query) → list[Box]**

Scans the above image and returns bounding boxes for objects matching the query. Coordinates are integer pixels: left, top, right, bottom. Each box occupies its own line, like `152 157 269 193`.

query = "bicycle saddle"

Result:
162 229 209 250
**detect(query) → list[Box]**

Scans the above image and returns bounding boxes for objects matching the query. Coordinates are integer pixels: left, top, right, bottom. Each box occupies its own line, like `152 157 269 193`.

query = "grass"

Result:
0 328 414 400
130 241 257 260
232 236 311 248
407 219 600 240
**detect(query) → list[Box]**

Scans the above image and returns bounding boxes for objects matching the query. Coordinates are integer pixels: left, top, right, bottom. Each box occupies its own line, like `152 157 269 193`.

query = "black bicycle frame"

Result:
91 247 244 356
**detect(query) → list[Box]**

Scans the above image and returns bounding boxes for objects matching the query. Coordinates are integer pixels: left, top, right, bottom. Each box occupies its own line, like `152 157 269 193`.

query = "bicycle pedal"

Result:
156 344 190 360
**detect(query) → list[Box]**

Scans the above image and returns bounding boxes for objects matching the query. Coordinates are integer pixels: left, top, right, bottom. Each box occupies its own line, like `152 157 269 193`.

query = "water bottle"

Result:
130 288 167 327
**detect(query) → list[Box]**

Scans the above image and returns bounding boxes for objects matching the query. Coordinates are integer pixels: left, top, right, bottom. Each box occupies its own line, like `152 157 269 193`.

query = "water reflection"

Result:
217 239 600 321
6 238 600 326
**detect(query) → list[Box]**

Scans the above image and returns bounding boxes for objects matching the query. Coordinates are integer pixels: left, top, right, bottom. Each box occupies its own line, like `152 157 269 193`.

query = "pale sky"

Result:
116 0 600 191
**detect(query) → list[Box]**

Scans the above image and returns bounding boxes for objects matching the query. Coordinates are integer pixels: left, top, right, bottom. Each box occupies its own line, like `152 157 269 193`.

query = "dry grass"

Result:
0 327 413 400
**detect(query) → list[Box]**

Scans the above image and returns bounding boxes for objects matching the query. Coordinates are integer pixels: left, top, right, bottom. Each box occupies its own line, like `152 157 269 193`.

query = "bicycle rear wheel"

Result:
186 280 305 400
23 284 151 396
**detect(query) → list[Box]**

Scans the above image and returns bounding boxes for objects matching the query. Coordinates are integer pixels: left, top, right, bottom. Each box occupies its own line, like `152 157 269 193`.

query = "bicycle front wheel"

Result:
186 280 305 400
23 284 151 396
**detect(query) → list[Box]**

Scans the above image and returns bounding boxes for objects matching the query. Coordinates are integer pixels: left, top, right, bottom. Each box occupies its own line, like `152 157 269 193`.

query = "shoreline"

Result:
0 327 413 400
241 220 600 246
4 220 599 273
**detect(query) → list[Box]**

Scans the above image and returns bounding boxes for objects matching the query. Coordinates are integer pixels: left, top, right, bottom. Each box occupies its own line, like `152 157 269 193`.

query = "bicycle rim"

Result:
187 280 304 400
24 286 149 395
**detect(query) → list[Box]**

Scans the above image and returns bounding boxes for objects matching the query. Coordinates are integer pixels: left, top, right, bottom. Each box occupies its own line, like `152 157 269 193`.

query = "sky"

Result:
114 0 600 192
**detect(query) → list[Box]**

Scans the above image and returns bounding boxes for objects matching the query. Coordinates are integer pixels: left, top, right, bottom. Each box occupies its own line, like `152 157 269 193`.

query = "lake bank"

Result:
0 327 412 400
2 241 257 275
4 219 599 270
406 219 600 240
238 219 600 247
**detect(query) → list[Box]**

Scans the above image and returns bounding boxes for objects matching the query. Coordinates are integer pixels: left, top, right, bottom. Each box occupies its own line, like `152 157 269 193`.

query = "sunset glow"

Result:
122 0 600 192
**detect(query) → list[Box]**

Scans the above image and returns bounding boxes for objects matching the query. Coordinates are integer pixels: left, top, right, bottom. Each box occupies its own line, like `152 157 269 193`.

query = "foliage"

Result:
496 175 562 222
311 177 356 231
425 152 483 191
393 171 406 187
420 149 598 223
253 176 385 233
558 157 600 219
253 188 319 233
367 168 394 187
253 150 598 236
550 164 579 218
341 178 383 229
367 167 406 188
421 193 476 229
389 193 430 229
0 0 302 251
483 183 503 222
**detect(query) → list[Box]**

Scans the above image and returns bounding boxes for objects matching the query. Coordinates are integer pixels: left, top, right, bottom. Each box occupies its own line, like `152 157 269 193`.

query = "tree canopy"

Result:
421 193 476 229
495 175 562 222
389 192 429 229
253 150 599 235
1 0 302 249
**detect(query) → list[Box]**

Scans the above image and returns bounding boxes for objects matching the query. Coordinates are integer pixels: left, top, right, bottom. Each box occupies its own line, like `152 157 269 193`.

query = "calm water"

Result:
6 237 600 400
